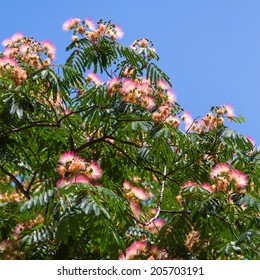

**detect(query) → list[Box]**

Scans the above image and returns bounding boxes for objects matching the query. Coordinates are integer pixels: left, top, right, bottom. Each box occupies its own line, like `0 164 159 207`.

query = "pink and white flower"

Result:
86 161 102 180
210 163 230 178
87 72 102 86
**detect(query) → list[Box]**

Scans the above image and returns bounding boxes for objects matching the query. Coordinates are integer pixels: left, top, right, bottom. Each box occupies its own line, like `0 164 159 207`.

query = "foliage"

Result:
0 18 259 260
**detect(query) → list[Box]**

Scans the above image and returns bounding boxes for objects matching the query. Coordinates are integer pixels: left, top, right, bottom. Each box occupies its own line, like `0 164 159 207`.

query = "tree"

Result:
0 18 259 260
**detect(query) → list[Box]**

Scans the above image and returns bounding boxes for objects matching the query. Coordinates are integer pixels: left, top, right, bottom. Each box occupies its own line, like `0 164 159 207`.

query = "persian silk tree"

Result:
0 18 259 260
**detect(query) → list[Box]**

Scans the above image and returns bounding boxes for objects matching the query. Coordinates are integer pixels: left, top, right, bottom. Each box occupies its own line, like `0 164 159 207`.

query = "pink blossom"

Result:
106 77 121 93
130 186 148 200
123 180 132 191
181 180 197 189
114 25 124 39
129 200 141 218
157 79 170 90
2 37 12 47
228 169 248 189
3 47 18 57
0 57 18 67
43 40 56 53
119 241 148 260
85 18 96 31
210 163 230 178
86 161 102 180
58 151 80 165
146 219 166 234
201 183 214 193
69 174 90 184
87 72 102 86
145 96 156 111
224 103 235 119
19 44 30 55
11 32 23 43
121 79 137 94
56 178 67 188
62 18 81 31
166 90 177 103
182 112 194 130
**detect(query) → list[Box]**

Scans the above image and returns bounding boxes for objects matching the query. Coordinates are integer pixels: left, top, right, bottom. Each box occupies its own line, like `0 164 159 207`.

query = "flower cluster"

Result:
182 104 235 133
62 18 124 43
123 180 149 218
210 163 248 193
56 151 102 188
180 163 248 195
106 76 180 127
119 240 167 260
0 32 56 85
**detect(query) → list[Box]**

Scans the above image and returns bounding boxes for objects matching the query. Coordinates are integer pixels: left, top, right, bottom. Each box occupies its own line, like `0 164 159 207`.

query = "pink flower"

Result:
123 180 132 191
166 90 177 103
56 178 67 188
224 103 235 119
87 72 102 86
121 79 137 94
86 161 102 180
119 241 148 260
130 186 148 200
228 169 248 189
69 174 90 184
0 57 18 67
85 18 96 31
157 79 170 90
68 158 86 173
19 44 30 56
62 18 81 31
145 219 166 234
114 25 124 39
145 96 156 111
58 151 80 165
182 112 193 130
11 32 23 43
129 200 141 218
201 183 214 193
106 77 121 95
2 37 12 47
210 163 230 178
181 180 197 189
43 40 56 53
3 47 18 57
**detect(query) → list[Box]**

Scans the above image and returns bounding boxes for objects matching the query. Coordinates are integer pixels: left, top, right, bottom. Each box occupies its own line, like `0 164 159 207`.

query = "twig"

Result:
131 166 167 226
0 164 30 199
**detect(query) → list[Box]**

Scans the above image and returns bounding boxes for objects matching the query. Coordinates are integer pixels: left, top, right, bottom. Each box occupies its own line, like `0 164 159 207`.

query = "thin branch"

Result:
132 166 167 226
75 135 108 153
104 140 138 166
26 171 37 195
0 164 30 199
3 122 59 135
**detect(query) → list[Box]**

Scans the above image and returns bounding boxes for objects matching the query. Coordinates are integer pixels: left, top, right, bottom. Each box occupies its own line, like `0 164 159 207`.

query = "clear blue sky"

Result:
1 0 259 146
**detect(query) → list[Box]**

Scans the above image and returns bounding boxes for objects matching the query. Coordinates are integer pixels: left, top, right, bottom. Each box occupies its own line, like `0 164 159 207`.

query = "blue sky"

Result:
1 0 259 145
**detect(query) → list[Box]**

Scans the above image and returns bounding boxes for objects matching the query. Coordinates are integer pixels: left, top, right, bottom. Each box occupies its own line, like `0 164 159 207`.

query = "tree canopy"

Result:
0 18 259 260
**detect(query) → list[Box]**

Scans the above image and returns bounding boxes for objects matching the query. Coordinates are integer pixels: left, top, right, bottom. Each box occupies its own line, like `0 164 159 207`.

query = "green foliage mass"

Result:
0 19 259 260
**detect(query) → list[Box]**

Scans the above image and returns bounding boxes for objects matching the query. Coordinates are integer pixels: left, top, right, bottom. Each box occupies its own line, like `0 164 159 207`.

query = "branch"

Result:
3 122 60 135
0 164 30 199
131 166 167 226
75 135 108 152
